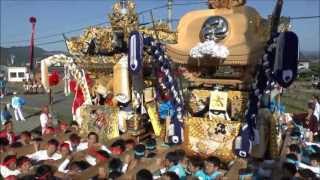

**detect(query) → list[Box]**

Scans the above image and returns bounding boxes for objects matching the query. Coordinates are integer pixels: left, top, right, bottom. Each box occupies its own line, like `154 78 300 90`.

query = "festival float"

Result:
40 0 298 164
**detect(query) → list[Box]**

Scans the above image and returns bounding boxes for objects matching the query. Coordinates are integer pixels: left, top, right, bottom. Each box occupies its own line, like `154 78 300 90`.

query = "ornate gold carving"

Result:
189 90 248 119
269 114 281 159
209 91 228 111
79 105 120 143
140 23 177 43
66 1 176 58
228 91 248 120
184 116 241 162
66 27 113 55
109 0 139 41
208 0 246 9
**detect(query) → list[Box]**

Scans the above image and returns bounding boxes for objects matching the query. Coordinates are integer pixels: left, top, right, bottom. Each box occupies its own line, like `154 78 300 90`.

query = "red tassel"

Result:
48 70 60 87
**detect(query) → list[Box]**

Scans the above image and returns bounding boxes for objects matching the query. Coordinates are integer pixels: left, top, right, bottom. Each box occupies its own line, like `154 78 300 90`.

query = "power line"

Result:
37 40 65 46
2 2 207 45
137 1 208 15
2 2 319 46
290 15 320 20
3 21 109 44
37 14 320 47
172 2 208 6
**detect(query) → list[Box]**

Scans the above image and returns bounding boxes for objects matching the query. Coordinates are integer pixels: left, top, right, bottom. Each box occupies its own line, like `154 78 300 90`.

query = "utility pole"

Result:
29 16 37 80
168 0 173 30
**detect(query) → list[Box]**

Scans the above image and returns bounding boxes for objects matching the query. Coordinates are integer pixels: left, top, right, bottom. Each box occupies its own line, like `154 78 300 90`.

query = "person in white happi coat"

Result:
64 132 111 154
27 139 62 162
40 105 52 135
0 155 20 178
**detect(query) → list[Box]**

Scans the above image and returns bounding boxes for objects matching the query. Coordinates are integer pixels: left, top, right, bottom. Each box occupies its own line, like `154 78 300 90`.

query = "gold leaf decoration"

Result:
184 117 241 162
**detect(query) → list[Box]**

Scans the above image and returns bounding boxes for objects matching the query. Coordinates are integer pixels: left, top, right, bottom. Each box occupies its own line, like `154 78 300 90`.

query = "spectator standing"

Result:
32 80 38 94
37 80 43 94
0 106 12 125
11 92 25 121
27 80 32 94
40 105 52 134
22 80 28 94
311 95 320 122
0 76 6 98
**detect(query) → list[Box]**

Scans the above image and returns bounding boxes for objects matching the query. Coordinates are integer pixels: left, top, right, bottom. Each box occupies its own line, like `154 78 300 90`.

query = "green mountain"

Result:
0 46 64 66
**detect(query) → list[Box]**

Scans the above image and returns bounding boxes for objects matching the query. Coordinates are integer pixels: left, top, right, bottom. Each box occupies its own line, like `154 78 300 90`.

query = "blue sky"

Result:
1 0 319 52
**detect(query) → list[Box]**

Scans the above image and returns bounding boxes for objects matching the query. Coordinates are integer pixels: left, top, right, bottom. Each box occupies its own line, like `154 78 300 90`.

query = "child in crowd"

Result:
166 151 187 179
204 156 223 180
187 156 207 180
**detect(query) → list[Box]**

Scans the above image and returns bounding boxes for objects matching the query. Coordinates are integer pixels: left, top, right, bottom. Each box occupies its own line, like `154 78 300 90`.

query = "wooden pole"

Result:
49 88 52 105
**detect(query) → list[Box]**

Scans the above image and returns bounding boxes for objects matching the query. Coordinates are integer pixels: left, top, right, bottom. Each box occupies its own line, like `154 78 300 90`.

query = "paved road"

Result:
0 82 74 133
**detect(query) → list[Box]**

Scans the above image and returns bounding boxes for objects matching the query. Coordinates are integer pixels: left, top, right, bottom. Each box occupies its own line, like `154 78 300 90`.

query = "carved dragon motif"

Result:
41 54 92 105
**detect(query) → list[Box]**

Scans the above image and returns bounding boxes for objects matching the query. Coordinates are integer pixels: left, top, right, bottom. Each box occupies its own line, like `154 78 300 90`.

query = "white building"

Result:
7 67 29 82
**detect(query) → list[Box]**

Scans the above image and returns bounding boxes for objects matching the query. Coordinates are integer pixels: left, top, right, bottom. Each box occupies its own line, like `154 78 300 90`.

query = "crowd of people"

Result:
0 117 230 180
279 95 320 179
22 79 43 94
0 91 319 180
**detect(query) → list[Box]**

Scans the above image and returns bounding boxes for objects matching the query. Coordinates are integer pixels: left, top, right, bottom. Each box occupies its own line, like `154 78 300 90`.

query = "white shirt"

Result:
298 162 320 176
305 142 320 148
64 141 112 154
58 158 71 173
0 165 20 178
85 155 97 166
314 102 320 121
27 150 62 162
40 113 51 134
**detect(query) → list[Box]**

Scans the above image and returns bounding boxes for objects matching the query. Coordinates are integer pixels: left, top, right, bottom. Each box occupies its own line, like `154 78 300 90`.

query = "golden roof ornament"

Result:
109 0 138 34
64 0 177 57
208 0 246 9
